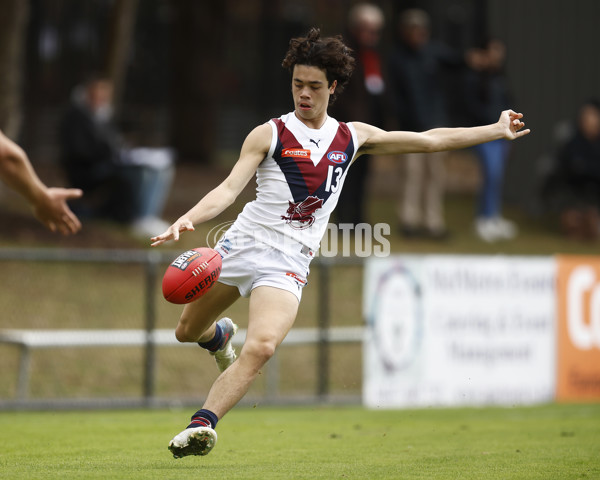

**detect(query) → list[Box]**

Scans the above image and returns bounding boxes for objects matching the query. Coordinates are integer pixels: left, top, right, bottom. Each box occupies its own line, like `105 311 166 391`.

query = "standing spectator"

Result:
331 2 390 226
389 8 468 239
464 38 518 242
0 128 82 234
59 77 174 236
542 99 600 240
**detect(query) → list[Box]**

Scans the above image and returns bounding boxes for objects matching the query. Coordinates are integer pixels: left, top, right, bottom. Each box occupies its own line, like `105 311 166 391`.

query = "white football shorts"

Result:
214 227 311 302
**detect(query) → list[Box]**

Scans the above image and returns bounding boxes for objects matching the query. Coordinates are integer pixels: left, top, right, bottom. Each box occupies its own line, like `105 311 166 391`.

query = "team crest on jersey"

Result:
282 148 310 158
281 195 324 229
327 151 348 164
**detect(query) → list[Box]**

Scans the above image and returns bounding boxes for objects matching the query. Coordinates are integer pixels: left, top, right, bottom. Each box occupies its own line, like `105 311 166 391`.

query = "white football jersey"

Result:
234 112 359 255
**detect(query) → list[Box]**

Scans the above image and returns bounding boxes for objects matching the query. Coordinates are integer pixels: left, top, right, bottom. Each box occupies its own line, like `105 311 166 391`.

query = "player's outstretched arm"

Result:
150 123 272 247
31 187 83 235
355 109 530 156
0 130 82 234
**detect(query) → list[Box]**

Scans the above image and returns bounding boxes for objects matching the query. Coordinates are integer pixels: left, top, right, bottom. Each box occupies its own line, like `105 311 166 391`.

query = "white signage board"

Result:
363 255 556 408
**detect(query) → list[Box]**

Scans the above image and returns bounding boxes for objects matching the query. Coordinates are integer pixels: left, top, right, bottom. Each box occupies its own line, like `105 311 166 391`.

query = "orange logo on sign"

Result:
556 255 600 401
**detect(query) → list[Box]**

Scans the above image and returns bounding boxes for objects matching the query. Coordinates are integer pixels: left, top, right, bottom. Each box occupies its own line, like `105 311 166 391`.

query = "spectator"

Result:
0 128 82 234
389 8 469 240
464 38 518 242
59 77 174 236
542 99 600 240
331 2 390 226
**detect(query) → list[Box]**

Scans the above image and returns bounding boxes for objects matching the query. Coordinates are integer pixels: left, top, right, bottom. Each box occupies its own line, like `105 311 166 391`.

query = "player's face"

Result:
291 64 337 128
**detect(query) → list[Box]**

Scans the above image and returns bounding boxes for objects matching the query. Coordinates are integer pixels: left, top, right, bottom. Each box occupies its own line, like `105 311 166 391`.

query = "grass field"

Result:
1 162 600 479
1 404 599 479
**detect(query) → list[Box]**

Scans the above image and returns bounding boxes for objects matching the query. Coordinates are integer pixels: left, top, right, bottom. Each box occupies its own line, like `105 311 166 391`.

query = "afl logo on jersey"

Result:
327 151 348 164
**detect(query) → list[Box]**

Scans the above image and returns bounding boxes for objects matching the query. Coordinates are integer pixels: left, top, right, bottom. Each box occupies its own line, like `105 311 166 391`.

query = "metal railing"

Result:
0 248 364 409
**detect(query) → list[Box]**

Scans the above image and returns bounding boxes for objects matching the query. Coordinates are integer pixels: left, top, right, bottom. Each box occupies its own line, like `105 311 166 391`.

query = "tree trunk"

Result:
0 0 30 138
104 0 140 109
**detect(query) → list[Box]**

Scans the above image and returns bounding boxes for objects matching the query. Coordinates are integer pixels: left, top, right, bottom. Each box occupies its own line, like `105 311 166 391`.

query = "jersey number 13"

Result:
325 165 344 193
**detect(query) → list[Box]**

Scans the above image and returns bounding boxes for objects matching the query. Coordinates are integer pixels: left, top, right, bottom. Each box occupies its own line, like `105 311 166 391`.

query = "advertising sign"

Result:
363 255 556 408
556 256 600 401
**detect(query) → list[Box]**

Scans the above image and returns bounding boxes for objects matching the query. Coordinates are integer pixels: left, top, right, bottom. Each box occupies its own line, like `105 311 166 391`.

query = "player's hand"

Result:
499 109 531 140
150 218 195 247
33 187 83 235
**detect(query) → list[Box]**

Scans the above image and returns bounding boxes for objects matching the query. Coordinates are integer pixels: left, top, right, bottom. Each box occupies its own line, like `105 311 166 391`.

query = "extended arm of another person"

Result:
0 130 82 234
355 109 530 156
150 123 271 247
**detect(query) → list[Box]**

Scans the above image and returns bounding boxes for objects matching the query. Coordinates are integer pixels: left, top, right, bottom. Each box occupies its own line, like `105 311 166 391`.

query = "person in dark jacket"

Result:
59 77 173 235
60 78 129 221
542 99 600 240
389 8 468 239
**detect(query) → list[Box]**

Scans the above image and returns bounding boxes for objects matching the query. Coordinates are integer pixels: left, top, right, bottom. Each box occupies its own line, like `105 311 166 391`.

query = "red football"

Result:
162 247 222 304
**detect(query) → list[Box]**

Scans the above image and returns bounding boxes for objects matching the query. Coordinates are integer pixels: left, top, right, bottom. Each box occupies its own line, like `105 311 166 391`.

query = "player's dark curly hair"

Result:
281 28 355 105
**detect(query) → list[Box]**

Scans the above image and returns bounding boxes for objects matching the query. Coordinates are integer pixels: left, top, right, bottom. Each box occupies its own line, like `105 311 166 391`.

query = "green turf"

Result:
1 404 598 479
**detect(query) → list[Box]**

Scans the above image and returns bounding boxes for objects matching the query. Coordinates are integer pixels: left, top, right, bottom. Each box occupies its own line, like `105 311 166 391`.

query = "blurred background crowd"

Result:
1 0 599 244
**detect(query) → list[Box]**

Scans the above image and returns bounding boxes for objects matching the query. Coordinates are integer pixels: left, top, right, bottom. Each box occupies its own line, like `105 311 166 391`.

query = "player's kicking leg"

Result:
169 286 299 458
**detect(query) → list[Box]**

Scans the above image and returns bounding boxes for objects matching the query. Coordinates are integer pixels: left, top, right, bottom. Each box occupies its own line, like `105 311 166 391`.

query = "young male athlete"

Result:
150 28 530 458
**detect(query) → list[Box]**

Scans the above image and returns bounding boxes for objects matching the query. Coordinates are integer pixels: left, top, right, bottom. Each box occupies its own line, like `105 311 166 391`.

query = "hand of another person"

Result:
33 187 83 235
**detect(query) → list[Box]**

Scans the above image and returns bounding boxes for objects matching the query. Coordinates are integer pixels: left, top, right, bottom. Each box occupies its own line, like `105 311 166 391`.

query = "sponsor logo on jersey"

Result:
282 148 311 158
327 151 348 164
281 195 324 230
